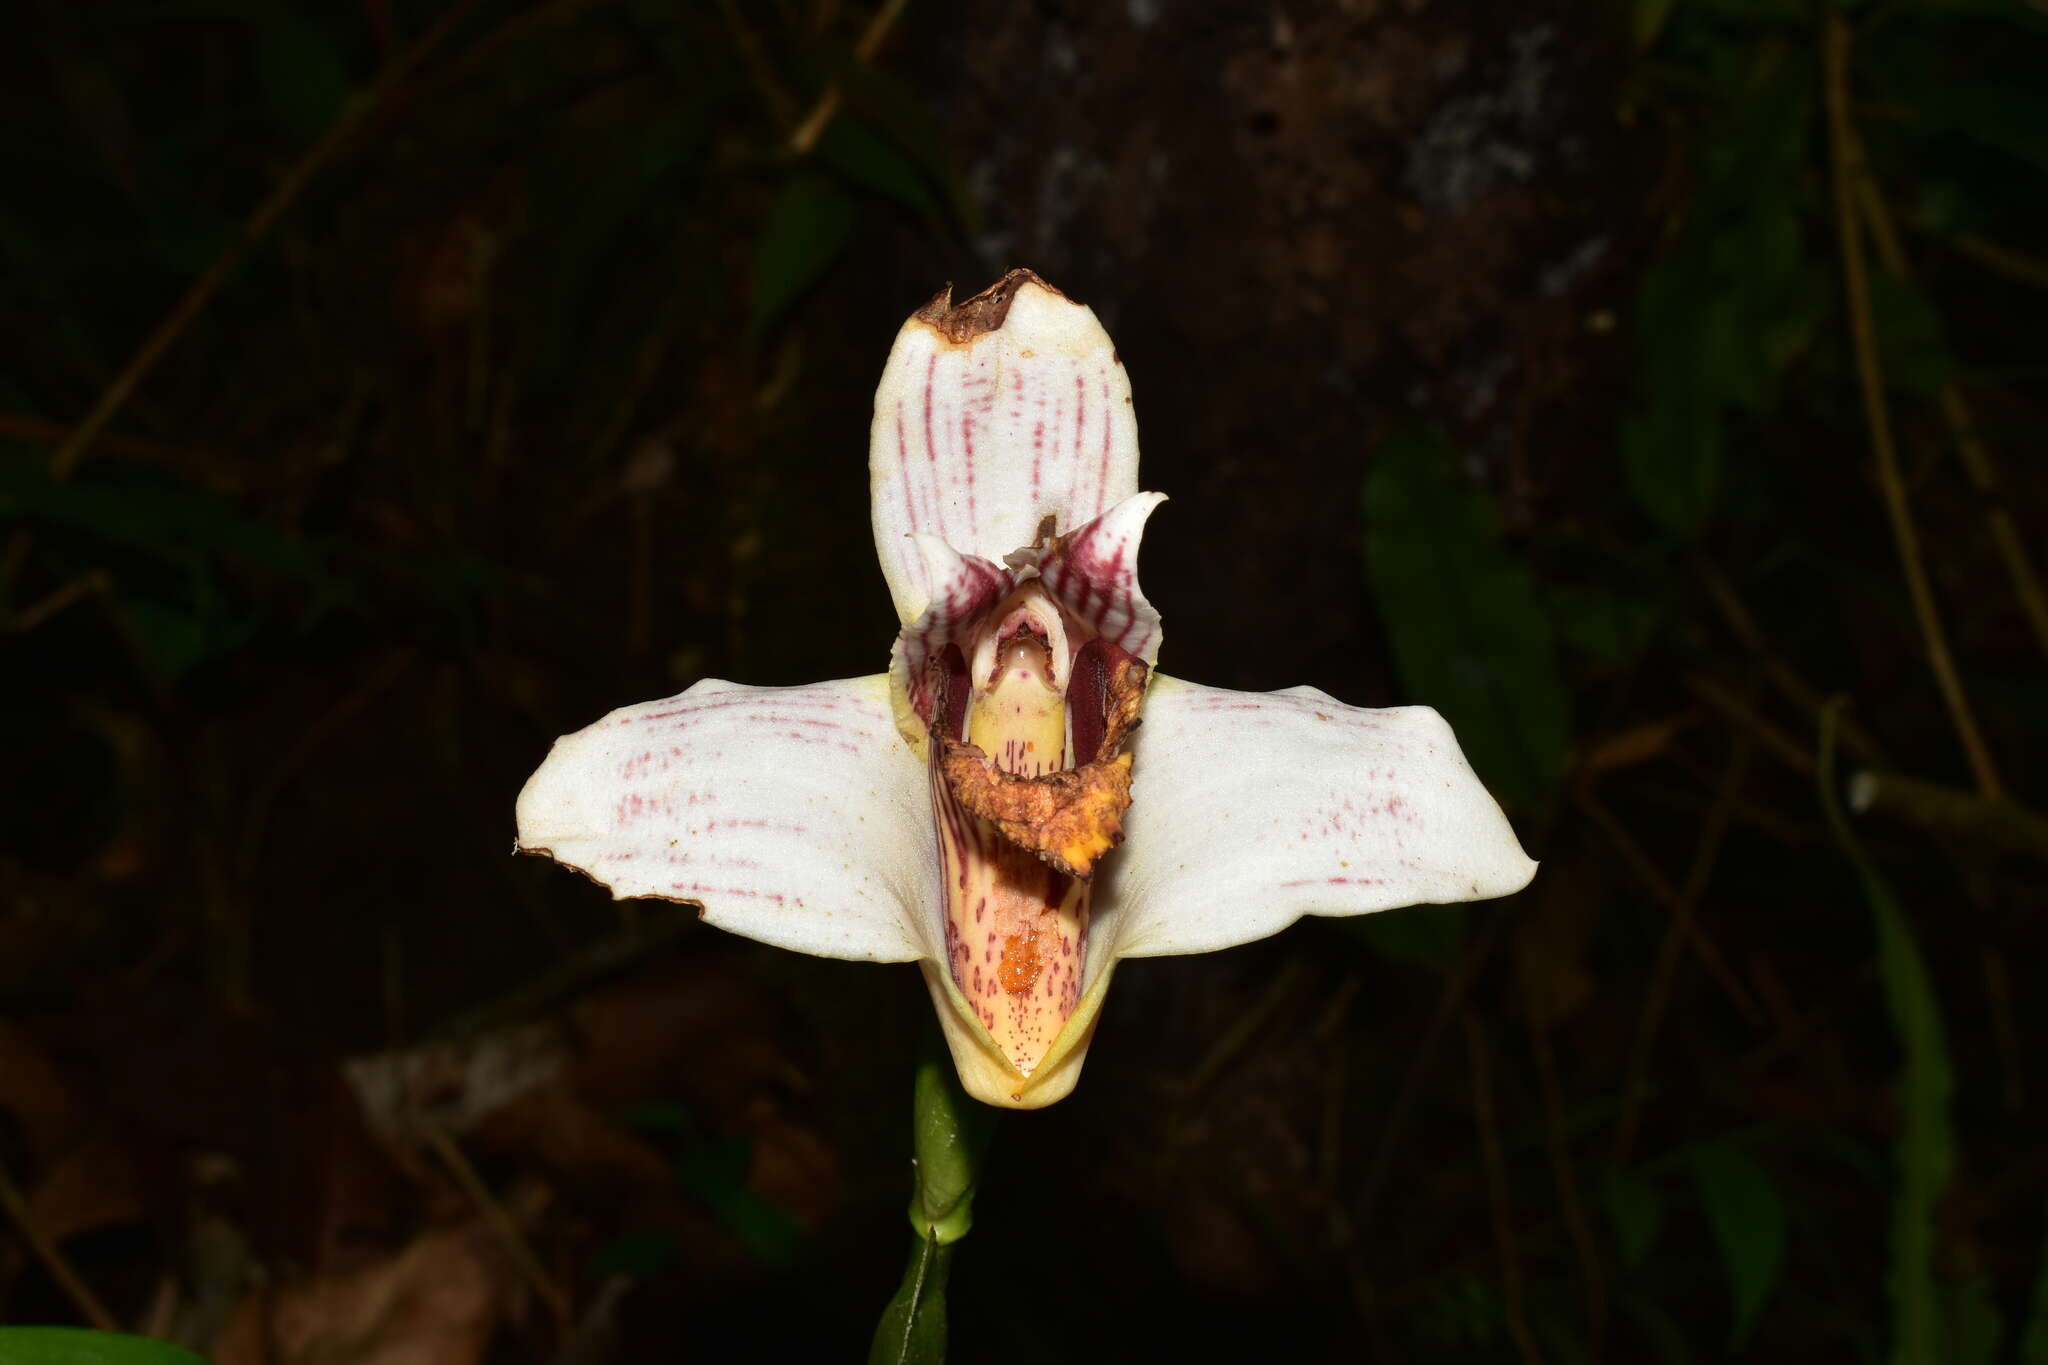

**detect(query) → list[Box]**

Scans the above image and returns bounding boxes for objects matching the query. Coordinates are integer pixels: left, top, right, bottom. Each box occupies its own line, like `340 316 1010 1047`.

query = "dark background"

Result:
3 1 2046 1361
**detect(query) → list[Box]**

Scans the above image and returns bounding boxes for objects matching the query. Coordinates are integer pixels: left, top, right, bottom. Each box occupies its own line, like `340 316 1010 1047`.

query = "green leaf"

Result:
1632 0 1677 50
1351 901 1467 972
1689 1143 1785 1350
1362 431 1569 807
868 1234 952 1365
1546 583 1659 666
0 1329 207 1365
254 16 353 142
806 47 972 225
816 119 944 223
590 1229 681 1278
1624 268 1724 536
1818 703 1955 1365
749 175 857 342
1601 1166 1664 1270
1946 1275 2005 1365
616 1101 803 1266
674 1137 804 1267
1867 267 1953 398
119 596 210 681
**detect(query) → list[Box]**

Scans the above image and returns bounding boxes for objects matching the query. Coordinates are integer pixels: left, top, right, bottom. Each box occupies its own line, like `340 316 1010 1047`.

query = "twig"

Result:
49 0 484 484
1847 768 2048 861
239 649 415 887
1522 975 1607 1360
1824 17 2002 800
425 1125 571 1327
1180 956 1310 1106
1464 1016 1544 1365
717 0 800 129
1952 231 2048 291
1574 788 1764 1029
1357 905 1509 1228
0 416 224 478
1852 174 2048 660
0 1156 119 1331
787 0 910 154
1683 672 1814 776
7 570 110 634
1612 723 1754 1164
1698 560 1889 766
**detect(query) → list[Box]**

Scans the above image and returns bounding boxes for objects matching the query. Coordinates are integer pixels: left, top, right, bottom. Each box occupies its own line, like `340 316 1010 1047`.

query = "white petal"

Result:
1096 675 1537 960
515 675 935 962
1039 490 1167 665
870 271 1139 624
891 535 1011 737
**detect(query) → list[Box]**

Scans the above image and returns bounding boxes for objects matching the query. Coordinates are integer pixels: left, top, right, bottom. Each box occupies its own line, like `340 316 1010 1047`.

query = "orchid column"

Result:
517 270 1536 1109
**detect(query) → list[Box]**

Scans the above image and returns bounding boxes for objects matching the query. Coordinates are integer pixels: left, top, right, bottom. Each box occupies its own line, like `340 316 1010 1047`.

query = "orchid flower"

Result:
516 271 1536 1108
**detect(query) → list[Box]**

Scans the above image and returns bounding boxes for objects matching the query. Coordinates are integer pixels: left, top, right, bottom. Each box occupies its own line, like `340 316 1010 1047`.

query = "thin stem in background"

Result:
48 0 485 483
1852 175 2048 661
425 1125 571 1330
0 1156 120 1332
1574 788 1764 1030
1465 1015 1545 1365
1824 16 2002 800
1952 231 2048 291
788 0 911 154
1698 560 1890 768
1524 974 1608 1361
1612 720 1754 1165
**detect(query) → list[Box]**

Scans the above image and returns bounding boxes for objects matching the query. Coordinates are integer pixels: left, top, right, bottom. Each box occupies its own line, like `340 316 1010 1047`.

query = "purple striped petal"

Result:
870 271 1139 625
891 535 1012 737
1039 491 1166 666
1094 676 1537 964
515 675 935 962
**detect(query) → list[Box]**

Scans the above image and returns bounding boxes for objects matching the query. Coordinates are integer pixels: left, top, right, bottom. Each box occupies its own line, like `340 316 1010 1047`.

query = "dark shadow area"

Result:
3 1 2045 1361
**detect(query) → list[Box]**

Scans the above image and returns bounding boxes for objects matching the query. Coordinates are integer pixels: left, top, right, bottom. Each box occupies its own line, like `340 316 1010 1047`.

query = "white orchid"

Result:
516 271 1535 1108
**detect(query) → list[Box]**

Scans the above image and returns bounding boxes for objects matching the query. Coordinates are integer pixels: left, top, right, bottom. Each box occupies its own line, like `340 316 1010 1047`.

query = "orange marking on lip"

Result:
999 924 1044 994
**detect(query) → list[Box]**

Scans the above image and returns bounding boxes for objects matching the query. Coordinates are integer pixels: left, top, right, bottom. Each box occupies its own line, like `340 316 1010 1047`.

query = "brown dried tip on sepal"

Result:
940 655 1150 881
914 269 1067 344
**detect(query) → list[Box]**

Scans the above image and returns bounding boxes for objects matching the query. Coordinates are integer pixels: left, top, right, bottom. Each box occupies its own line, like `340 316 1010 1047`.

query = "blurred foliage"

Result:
1 0 2045 1362
1360 0 2048 1363
0 1328 207 1364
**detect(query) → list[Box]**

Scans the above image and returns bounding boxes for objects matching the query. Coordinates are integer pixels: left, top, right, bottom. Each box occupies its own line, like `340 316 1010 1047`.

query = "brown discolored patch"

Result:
998 925 1045 994
940 655 1149 880
914 268 1066 344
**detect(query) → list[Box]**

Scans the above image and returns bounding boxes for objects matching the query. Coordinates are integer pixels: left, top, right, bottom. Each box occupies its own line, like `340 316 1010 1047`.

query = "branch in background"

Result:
1952 232 2048 291
1684 673 1813 776
48 0 485 483
1824 17 2003 801
1522 975 1608 1360
788 0 911 154
1612 724 1754 1166
1574 788 1764 1030
0 1157 119 1332
1848 770 2048 863
425 1126 571 1330
1697 561 1889 767
1465 1016 1545 1365
1853 179 2048 661
6 570 111 635
717 0 800 129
